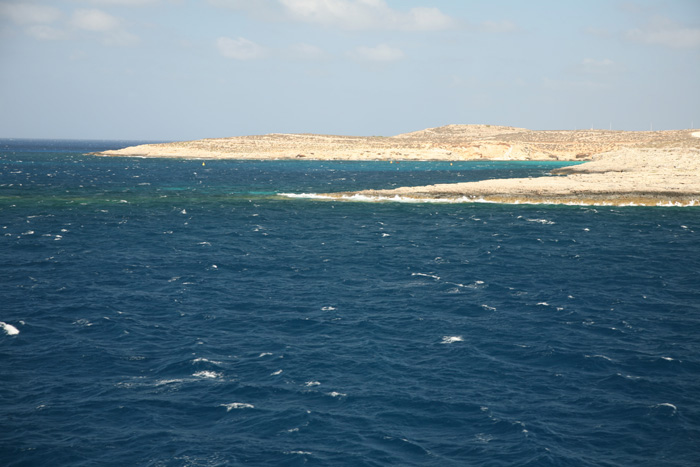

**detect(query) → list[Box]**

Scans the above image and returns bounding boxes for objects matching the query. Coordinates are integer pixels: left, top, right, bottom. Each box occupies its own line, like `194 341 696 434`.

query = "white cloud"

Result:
0 4 137 44
626 17 700 48
350 43 404 62
71 9 121 31
217 36 266 60
0 3 63 24
68 9 139 45
278 0 454 31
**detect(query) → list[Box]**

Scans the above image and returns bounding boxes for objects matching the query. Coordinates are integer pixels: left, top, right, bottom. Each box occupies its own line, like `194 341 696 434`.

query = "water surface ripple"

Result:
1 140 699 466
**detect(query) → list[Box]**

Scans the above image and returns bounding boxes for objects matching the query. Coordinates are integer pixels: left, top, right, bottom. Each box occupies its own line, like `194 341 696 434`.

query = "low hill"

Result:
95 125 700 161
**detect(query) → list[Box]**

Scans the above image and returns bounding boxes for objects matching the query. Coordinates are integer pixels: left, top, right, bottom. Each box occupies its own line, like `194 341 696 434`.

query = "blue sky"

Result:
1 0 699 140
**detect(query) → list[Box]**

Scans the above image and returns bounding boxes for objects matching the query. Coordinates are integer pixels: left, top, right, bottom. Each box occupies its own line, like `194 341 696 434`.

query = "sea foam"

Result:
441 336 464 344
221 403 254 411
1 321 20 335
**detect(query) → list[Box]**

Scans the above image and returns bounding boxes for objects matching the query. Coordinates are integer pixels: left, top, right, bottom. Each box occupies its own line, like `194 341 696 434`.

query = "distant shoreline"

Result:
94 125 700 206
93 124 700 162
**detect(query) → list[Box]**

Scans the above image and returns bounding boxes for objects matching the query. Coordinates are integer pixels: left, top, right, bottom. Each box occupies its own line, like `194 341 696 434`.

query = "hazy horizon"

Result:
1 0 699 140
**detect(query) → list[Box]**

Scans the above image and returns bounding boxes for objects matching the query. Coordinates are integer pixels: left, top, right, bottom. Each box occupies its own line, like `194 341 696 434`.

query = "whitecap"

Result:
221 402 254 411
0 321 20 336
192 357 222 365
258 352 273 357
481 305 496 311
305 381 320 387
441 336 464 344
655 403 677 412
327 391 346 397
285 451 312 455
536 302 550 306
526 218 555 225
181 209 187 215
585 354 613 361
321 306 336 311
271 369 283 376
279 193 330 199
412 272 440 280
193 371 221 379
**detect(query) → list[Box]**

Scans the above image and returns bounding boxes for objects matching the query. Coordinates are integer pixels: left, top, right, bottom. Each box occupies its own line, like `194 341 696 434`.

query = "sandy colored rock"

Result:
323 148 700 206
95 124 700 206
95 124 700 162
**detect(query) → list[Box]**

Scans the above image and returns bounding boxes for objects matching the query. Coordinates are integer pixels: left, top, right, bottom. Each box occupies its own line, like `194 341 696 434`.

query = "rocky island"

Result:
96 125 700 206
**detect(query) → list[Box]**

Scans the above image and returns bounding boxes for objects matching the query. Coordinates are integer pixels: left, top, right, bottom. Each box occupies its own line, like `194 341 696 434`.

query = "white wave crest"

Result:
193 371 222 379
192 357 222 365
441 336 464 344
654 403 678 414
585 354 613 361
526 218 556 225
412 272 440 280
1 322 20 336
221 402 254 411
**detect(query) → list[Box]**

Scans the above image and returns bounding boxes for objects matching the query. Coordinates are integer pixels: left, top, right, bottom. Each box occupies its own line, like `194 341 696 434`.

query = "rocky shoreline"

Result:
95 125 700 206
316 148 700 206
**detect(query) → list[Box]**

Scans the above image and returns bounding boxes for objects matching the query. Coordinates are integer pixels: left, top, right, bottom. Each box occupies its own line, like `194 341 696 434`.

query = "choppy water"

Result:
2 139 700 466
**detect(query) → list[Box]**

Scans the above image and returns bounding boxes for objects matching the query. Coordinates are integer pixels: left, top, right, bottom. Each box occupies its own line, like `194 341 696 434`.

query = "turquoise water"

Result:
2 140 699 466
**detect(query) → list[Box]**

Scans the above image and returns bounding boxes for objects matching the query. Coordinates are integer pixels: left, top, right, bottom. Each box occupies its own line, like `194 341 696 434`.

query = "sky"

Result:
0 0 699 141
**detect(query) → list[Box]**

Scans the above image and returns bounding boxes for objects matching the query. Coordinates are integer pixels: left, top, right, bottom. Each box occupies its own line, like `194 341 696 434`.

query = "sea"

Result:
1 139 699 466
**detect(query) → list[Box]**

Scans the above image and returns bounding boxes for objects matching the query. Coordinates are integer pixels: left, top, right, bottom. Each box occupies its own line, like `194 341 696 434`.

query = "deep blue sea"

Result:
2 139 700 466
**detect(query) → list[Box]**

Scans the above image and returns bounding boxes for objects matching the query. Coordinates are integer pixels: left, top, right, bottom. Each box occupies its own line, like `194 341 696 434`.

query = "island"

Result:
96 125 700 206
